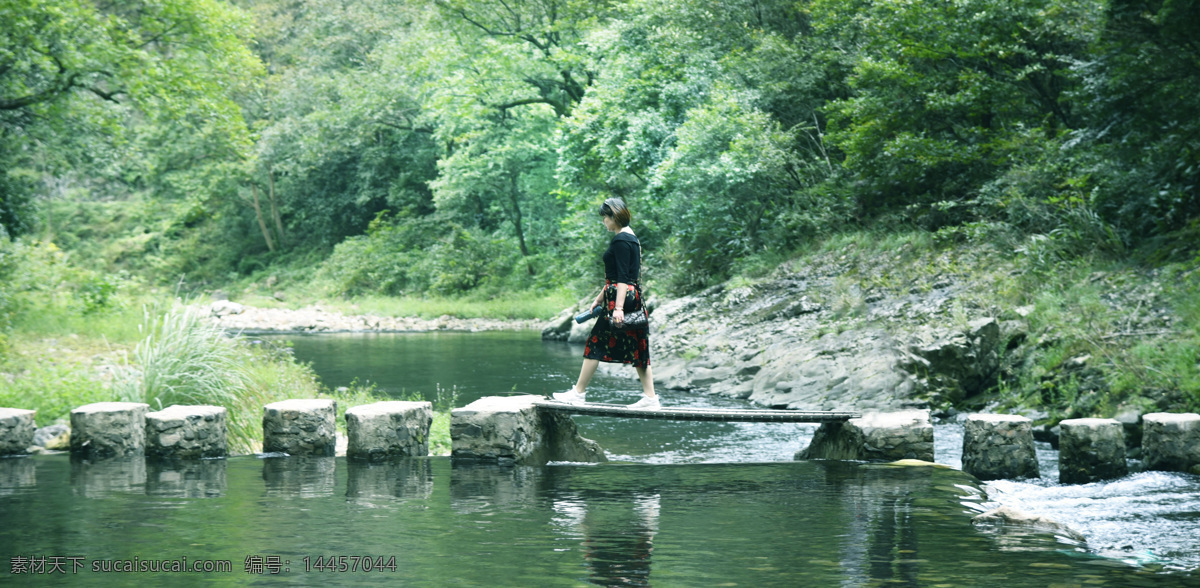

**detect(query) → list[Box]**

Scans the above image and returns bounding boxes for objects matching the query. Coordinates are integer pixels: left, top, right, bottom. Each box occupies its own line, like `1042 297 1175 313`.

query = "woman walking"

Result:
554 198 659 409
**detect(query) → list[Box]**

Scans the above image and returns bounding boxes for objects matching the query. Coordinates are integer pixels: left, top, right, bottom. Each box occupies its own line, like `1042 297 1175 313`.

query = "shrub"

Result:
319 214 522 298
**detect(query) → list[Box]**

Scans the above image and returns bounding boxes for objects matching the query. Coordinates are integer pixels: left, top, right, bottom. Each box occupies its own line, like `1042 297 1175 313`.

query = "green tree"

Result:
224 0 439 261
556 0 844 289
1079 0 1200 239
401 0 610 276
816 0 1101 221
0 0 261 237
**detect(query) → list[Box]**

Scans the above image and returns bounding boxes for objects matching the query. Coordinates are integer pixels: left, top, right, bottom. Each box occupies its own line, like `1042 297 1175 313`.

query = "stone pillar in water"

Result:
345 401 433 461
1142 412 1200 474
1058 418 1126 484
451 395 606 465
0 408 36 456
70 402 149 460
262 399 336 457
795 410 934 462
961 414 1039 480
145 405 228 460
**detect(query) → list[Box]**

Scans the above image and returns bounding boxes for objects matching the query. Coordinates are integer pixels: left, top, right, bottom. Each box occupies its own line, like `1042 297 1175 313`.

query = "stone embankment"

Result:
203 300 541 334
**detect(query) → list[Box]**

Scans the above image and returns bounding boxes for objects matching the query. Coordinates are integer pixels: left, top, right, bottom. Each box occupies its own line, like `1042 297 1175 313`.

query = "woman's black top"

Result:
603 232 640 284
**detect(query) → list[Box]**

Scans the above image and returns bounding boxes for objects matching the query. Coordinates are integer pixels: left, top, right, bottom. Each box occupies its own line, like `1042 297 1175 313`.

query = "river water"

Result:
1 330 1197 586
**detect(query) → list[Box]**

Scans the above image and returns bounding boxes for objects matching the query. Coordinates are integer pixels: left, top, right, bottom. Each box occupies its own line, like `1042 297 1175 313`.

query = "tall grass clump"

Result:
113 303 265 453
114 304 250 407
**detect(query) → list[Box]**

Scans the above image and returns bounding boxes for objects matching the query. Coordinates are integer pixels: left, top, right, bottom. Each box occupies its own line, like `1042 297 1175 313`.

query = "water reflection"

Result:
70 457 146 498
3 455 1198 586
261 455 335 498
552 492 659 587
346 459 433 503
449 461 542 513
145 459 227 498
0 458 36 497
835 466 924 587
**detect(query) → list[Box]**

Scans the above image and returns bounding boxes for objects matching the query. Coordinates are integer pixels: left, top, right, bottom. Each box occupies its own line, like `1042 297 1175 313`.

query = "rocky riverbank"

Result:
541 241 1185 429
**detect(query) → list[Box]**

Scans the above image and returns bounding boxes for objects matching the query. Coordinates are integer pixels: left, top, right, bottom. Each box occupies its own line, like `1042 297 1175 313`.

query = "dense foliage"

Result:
4 0 1197 295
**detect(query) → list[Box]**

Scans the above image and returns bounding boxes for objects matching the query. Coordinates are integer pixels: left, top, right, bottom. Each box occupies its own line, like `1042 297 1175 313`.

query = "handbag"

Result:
608 283 650 331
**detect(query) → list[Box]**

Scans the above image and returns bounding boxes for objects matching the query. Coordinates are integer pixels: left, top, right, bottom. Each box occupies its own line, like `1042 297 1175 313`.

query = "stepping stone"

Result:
0 408 36 456
796 410 934 462
1058 418 1126 484
145 405 228 460
263 399 336 457
70 402 149 460
961 414 1039 480
1142 412 1200 474
451 395 606 465
345 401 433 462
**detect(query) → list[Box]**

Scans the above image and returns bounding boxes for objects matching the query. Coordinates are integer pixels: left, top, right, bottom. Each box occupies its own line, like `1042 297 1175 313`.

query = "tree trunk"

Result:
509 170 535 275
268 168 285 248
251 184 276 252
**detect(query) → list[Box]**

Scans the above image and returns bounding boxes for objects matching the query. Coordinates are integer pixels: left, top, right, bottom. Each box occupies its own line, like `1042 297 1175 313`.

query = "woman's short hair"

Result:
599 197 631 227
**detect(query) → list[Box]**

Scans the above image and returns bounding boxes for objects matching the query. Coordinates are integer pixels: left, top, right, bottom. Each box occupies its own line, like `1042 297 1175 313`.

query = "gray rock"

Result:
0 407 36 456
972 506 1086 542
1059 418 1127 484
32 423 69 449
567 316 598 344
145 405 228 460
1032 423 1059 447
903 318 1001 402
796 410 934 462
262 399 337 457
450 395 606 465
541 309 574 341
689 365 737 388
961 414 1039 480
210 300 245 317
1112 404 1145 448
750 328 918 412
346 401 433 461
70 402 149 460
1141 412 1200 473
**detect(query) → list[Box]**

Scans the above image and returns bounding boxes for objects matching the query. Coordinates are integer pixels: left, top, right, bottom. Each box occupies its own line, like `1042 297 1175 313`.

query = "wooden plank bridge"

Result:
533 399 860 423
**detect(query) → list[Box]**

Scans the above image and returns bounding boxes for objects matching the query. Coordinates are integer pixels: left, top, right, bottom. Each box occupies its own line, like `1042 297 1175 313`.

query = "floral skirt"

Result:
583 281 650 368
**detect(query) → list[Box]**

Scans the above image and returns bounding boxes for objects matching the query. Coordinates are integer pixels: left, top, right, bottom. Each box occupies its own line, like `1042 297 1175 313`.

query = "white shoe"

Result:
553 388 586 404
627 395 660 410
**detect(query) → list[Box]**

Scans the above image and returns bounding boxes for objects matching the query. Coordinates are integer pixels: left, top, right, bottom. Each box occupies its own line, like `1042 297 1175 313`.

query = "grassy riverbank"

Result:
0 320 454 455
0 245 457 454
